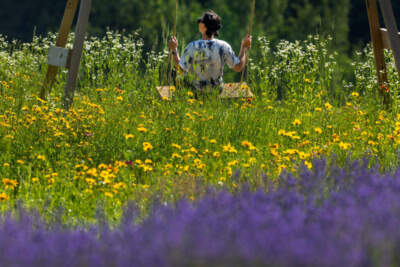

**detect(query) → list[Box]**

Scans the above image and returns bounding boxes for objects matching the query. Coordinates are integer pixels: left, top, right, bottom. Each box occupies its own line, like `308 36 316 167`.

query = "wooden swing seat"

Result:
157 82 253 100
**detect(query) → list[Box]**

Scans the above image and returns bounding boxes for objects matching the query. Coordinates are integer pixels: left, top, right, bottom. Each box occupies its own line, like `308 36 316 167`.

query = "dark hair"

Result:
197 10 221 38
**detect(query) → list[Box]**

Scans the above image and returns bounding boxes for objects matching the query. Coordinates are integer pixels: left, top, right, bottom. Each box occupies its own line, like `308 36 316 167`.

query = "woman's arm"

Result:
169 36 183 72
233 35 252 73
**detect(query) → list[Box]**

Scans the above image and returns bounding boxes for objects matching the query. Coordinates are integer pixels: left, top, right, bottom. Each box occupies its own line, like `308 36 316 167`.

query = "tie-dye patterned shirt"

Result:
179 39 240 90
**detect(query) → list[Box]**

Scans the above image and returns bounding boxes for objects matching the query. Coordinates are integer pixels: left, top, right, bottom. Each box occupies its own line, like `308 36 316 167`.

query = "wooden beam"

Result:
378 0 400 79
366 0 390 105
40 0 80 100
380 28 400 50
62 0 92 110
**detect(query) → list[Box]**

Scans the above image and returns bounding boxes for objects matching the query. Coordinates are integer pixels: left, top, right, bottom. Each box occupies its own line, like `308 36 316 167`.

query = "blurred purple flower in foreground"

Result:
1 159 400 266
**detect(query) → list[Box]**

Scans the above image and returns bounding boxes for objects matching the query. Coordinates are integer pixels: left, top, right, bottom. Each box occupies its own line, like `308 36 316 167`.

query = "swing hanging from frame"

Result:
156 0 255 100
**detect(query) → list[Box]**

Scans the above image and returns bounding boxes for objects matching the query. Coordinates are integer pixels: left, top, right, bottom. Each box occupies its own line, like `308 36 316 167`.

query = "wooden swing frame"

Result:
366 0 400 106
39 0 400 108
156 0 256 100
40 0 92 110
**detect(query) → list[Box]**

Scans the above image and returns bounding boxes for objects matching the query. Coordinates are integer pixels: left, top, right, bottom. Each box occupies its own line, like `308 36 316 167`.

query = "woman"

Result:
168 9 252 93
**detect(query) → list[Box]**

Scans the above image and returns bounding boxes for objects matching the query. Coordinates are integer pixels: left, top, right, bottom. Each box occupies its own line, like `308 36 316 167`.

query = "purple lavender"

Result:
1 159 400 266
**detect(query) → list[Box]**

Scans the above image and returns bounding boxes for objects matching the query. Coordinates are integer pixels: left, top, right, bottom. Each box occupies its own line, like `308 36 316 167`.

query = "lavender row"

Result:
1 159 400 266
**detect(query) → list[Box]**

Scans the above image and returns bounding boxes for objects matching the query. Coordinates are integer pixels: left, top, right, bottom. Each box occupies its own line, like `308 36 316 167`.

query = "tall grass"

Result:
0 31 399 223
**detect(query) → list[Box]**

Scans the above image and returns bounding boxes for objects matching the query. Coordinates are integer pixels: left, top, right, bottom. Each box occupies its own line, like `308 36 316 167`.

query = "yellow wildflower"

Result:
98 164 108 169
137 127 148 133
324 102 332 110
249 157 257 164
223 143 237 153
124 133 134 140
143 142 153 151
314 128 323 134
241 140 252 147
86 168 98 177
2 178 18 189
277 165 287 175
368 140 378 146
283 149 298 155
304 161 312 169
228 160 239 167
292 119 302 126
85 178 96 186
278 129 286 136
100 170 111 180
270 149 279 157
85 189 93 194
299 152 310 160
0 193 9 201
171 143 182 149
113 182 126 190
37 155 46 161
339 142 351 150
269 144 279 149
105 192 113 198
172 153 181 159
213 152 220 158
189 147 198 153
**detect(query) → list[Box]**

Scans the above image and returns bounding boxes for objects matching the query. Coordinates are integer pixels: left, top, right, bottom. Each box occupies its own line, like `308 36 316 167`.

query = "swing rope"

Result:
169 0 178 84
163 0 178 86
241 0 256 84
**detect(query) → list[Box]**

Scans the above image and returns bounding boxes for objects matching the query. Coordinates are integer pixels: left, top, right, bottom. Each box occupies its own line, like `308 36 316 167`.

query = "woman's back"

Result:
179 39 240 89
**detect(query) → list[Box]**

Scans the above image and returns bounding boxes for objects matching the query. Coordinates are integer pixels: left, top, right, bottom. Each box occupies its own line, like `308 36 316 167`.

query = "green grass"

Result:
0 31 400 225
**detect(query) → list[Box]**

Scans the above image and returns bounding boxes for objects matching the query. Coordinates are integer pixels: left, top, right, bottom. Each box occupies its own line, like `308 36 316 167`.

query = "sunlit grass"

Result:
0 31 400 224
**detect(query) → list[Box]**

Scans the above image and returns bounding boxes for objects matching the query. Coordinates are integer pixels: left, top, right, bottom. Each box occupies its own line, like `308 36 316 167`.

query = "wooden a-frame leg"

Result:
366 0 391 106
62 0 92 110
40 0 80 100
378 0 400 80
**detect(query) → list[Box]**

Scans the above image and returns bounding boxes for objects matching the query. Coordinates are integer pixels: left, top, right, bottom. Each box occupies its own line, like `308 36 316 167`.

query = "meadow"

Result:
0 32 400 224
1 30 400 231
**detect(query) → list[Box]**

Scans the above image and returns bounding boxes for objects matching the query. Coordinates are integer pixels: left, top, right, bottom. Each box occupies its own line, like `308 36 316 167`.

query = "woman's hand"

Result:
169 36 178 51
241 34 252 50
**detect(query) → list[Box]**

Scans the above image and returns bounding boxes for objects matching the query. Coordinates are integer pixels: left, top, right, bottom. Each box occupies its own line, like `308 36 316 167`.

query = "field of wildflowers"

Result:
0 30 400 229
2 159 400 266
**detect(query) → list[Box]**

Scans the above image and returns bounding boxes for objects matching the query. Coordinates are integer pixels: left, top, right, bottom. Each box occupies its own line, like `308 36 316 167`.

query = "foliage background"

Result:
1 0 400 54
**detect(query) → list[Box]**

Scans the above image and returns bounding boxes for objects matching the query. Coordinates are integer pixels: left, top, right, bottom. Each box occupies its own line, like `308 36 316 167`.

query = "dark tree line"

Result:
0 0 399 53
